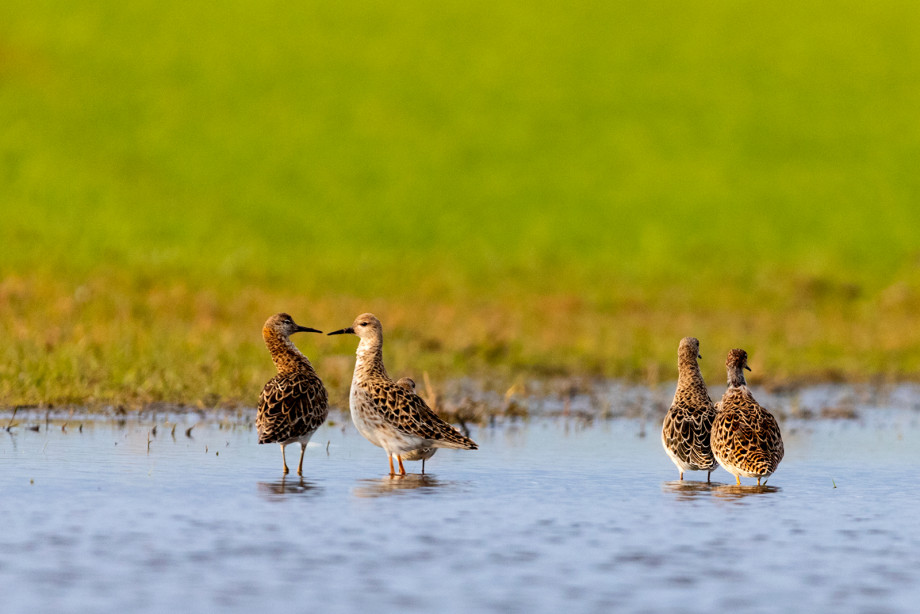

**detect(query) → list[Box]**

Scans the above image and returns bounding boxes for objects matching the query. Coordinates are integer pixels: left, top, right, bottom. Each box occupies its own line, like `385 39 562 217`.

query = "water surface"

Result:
2 386 920 613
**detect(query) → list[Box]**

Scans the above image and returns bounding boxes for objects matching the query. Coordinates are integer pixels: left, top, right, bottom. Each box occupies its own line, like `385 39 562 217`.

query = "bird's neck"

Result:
263 328 313 375
677 357 704 386
727 366 747 388
355 336 388 380
675 360 705 397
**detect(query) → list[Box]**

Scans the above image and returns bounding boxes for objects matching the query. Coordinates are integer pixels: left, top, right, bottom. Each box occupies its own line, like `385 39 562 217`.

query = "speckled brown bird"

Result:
661 337 718 481
711 349 784 486
328 313 477 476
257 313 329 476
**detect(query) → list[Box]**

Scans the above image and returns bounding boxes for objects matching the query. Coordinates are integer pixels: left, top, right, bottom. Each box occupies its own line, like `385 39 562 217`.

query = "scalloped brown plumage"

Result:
328 313 476 476
661 337 718 481
395 377 437 473
710 349 784 486
256 313 329 476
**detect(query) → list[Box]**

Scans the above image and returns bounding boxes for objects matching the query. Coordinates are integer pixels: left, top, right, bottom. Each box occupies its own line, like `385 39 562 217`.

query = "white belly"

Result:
349 383 386 448
349 382 429 455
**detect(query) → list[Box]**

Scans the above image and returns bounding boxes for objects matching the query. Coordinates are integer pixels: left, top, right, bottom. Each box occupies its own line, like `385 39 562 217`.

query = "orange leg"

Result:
388 454 395 476
735 474 741 486
757 477 762 486
397 455 406 476
679 471 684 481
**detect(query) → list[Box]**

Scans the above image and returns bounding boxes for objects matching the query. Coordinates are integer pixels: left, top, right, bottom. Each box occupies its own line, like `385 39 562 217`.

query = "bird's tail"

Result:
436 428 478 450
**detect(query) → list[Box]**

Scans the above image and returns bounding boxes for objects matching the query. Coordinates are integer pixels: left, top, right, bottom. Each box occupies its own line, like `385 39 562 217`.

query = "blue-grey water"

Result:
3 384 920 613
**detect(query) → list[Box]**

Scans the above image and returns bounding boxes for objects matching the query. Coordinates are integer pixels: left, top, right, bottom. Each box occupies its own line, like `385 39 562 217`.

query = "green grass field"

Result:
2 1 920 408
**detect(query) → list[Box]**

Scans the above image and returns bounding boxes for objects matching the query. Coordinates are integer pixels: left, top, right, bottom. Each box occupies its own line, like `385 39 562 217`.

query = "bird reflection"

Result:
661 480 717 501
258 476 321 500
352 473 446 498
662 480 780 501
711 483 780 500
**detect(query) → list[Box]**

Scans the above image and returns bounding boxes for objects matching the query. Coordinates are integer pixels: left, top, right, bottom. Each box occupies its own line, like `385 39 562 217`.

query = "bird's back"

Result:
662 362 717 471
712 388 783 476
662 400 717 471
354 374 477 450
258 370 328 444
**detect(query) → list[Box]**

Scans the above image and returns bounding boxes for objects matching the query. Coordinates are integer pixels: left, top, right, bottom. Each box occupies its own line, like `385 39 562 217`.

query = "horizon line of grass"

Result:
2 268 920 410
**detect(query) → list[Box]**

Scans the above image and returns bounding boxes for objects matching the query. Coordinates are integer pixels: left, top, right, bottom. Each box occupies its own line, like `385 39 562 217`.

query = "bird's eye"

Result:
360 322 367 327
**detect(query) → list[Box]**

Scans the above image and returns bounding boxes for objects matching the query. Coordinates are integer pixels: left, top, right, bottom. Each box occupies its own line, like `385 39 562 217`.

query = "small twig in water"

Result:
185 424 196 438
832 479 837 489
326 440 330 455
6 407 18 431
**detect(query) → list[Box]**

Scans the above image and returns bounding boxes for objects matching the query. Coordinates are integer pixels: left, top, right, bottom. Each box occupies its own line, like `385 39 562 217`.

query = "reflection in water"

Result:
257 476 321 500
352 474 448 498
711 483 781 500
661 480 717 501
662 480 781 501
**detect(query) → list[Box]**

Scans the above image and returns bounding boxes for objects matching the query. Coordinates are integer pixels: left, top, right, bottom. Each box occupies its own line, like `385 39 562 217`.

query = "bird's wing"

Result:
378 381 477 449
257 372 328 444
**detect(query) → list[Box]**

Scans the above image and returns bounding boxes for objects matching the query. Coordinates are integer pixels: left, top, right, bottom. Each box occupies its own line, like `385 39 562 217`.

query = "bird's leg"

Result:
735 475 741 486
679 471 684 481
281 444 289 475
757 477 762 487
421 458 426 475
297 443 307 476
707 471 711 483
397 455 406 476
388 454 395 476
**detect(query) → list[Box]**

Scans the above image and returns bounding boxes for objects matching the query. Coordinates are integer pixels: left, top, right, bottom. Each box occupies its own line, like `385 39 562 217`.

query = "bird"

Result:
394 377 437 474
396 377 416 390
710 349 784 486
328 313 477 476
661 337 718 481
256 313 329 476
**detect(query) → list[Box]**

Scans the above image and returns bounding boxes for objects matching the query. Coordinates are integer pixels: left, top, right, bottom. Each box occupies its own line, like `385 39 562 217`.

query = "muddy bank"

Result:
3 381 918 428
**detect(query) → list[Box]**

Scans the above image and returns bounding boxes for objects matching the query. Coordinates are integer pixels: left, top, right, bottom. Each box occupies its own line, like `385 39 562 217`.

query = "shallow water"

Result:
3 388 920 613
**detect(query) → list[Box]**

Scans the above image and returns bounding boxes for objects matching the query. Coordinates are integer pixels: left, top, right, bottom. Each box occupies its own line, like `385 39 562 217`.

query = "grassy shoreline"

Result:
2 269 920 410
3 2 920 407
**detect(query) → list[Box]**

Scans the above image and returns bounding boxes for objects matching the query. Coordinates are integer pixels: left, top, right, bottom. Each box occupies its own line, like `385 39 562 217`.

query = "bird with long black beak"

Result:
328 313 477 476
256 313 328 475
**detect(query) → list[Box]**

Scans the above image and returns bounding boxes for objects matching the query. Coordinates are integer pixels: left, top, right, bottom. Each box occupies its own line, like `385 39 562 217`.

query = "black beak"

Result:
745 365 752 371
327 327 355 336
295 325 322 334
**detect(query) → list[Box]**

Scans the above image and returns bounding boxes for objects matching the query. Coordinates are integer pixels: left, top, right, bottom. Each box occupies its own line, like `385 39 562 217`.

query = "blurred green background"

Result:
2 1 919 407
